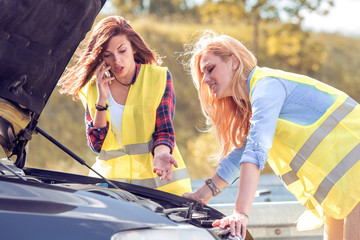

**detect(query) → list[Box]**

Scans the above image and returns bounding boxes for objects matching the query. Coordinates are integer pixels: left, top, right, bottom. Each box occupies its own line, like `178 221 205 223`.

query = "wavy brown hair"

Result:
186 31 257 159
58 16 161 97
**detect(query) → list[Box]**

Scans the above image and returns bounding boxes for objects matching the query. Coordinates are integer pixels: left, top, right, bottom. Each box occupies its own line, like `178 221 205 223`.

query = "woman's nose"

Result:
114 54 122 64
202 74 210 84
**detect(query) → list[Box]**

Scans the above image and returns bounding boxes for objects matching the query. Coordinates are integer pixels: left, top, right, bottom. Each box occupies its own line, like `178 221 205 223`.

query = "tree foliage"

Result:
112 0 191 18
198 0 246 24
264 23 327 76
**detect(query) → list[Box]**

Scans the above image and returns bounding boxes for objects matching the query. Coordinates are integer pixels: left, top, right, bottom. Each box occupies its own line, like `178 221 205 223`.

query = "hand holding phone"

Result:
104 71 111 78
103 63 111 83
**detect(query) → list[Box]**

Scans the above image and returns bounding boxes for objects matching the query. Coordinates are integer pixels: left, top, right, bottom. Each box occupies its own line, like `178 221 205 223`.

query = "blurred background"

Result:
25 0 360 179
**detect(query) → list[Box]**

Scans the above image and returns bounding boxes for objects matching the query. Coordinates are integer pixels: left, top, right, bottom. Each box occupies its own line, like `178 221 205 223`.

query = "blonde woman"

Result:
183 31 360 240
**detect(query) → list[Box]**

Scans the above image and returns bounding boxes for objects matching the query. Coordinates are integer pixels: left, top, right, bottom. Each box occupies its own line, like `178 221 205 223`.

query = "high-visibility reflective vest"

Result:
79 64 192 196
249 67 360 230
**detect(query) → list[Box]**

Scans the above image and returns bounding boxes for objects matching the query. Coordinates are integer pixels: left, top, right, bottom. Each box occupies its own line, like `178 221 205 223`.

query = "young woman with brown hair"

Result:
59 16 191 196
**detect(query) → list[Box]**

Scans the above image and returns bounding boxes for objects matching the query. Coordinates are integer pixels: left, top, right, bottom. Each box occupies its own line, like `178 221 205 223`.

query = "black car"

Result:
0 0 253 239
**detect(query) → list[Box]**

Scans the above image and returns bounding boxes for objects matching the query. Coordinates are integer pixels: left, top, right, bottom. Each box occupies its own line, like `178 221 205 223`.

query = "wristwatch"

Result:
205 178 221 197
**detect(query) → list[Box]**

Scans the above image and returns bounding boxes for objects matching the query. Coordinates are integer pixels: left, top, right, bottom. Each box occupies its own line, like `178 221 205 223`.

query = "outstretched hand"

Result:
212 211 249 239
153 151 178 181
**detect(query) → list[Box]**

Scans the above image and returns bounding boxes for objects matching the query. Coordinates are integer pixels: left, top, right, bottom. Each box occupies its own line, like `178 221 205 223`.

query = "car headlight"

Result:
111 225 219 240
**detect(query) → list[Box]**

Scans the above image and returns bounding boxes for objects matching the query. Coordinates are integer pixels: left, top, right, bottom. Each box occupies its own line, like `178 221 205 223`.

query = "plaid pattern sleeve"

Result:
152 70 176 154
85 105 109 153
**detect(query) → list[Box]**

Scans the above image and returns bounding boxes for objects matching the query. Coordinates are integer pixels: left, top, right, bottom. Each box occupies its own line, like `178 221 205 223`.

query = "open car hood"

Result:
0 164 254 239
0 0 105 162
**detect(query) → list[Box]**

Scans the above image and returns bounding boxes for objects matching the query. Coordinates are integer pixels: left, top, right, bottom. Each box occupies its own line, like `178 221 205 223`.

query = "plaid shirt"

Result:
85 62 175 154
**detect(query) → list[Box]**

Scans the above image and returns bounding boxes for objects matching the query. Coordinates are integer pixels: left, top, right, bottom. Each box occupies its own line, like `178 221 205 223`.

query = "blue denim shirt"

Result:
217 67 336 184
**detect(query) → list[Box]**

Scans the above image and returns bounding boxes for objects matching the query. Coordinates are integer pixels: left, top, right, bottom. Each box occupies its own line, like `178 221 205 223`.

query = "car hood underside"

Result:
0 0 105 164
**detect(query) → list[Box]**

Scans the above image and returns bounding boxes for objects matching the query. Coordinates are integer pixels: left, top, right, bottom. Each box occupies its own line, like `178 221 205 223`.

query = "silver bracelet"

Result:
205 178 221 197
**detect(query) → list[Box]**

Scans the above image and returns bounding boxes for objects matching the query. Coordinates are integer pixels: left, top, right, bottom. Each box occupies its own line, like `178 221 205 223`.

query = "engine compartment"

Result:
0 160 248 240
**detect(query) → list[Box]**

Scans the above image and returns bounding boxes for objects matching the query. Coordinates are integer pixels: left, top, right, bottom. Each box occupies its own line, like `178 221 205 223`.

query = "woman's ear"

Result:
231 54 240 71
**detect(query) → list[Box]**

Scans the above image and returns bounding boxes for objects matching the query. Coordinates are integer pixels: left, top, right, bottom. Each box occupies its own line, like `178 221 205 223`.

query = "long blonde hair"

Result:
58 16 161 97
187 31 257 159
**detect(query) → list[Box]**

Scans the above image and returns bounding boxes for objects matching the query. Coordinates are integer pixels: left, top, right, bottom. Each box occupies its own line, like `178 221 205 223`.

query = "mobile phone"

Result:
103 64 111 78
104 70 111 78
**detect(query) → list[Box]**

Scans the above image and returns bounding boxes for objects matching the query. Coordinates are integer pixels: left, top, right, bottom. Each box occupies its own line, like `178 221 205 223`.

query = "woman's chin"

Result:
214 92 222 99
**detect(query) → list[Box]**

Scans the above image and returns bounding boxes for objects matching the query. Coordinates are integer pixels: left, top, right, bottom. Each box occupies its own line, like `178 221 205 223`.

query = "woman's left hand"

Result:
212 211 249 239
153 152 178 181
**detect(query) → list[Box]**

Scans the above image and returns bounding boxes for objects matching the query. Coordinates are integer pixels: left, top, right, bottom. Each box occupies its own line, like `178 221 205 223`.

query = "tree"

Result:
112 0 191 18
111 0 146 16
263 23 327 76
198 0 247 24
245 0 334 53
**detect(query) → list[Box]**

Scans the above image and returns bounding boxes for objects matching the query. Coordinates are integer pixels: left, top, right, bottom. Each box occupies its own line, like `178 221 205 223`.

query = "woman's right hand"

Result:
212 211 249 239
183 174 227 205
95 61 113 103
183 191 208 204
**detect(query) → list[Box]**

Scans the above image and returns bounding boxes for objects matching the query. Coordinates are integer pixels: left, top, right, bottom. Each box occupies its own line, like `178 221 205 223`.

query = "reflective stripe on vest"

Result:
290 97 357 173
314 143 360 204
112 168 190 189
280 97 359 200
81 64 192 195
99 140 153 160
250 67 360 226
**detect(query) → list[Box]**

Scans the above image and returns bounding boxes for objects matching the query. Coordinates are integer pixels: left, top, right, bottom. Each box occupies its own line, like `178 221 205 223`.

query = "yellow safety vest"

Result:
249 67 360 230
79 64 192 196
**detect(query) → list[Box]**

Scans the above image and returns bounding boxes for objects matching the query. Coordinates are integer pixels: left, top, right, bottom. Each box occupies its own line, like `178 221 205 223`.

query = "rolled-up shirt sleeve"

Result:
152 70 175 154
85 105 109 153
217 147 245 184
240 77 287 170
